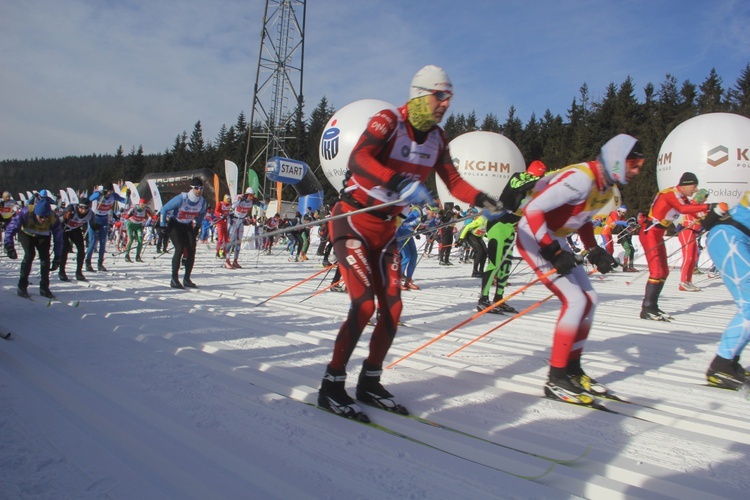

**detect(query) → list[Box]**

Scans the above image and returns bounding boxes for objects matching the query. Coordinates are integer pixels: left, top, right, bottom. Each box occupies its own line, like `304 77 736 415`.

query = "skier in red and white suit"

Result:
318 65 502 419
516 134 644 405
638 172 709 320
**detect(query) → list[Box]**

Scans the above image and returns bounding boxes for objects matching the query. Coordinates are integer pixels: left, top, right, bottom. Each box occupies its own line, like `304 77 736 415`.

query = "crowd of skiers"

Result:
3 65 748 420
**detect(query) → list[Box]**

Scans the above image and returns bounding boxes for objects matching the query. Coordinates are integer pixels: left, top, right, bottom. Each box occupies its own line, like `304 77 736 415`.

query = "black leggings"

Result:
18 232 51 290
466 233 487 274
61 229 85 273
169 222 196 280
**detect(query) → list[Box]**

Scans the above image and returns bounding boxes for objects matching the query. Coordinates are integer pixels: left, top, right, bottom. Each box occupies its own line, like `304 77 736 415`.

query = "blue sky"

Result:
1 0 748 161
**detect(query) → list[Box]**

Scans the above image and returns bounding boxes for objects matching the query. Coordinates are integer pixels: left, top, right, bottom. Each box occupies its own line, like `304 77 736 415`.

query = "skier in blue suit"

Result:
705 192 750 389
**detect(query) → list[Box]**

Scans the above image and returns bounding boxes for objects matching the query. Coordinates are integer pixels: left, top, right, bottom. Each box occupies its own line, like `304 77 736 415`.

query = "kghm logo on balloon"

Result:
707 145 729 167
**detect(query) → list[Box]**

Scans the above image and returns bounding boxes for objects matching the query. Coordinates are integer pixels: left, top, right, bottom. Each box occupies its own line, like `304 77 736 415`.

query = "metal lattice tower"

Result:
243 0 306 200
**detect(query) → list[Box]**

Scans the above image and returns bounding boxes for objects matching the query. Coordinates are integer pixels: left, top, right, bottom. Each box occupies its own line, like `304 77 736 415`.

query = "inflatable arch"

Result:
136 168 229 210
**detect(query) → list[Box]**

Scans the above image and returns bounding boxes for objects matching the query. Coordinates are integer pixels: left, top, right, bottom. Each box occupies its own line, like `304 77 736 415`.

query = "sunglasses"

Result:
191 185 204 190
432 90 453 101
416 88 453 102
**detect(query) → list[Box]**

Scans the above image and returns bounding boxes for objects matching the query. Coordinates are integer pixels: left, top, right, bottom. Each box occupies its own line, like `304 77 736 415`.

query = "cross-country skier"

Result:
85 185 127 272
516 134 643 406
54 197 93 281
638 172 711 320
160 178 207 289
4 196 63 298
704 190 750 389
124 199 154 262
317 64 502 420
224 187 256 269
215 194 232 258
477 160 546 314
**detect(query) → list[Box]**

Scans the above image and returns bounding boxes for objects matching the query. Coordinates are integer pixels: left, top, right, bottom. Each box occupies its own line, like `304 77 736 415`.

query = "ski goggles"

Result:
416 88 453 102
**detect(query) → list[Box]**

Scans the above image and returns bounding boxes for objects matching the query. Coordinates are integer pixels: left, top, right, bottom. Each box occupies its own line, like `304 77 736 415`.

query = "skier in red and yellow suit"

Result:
638 172 709 320
600 206 626 255
517 134 644 405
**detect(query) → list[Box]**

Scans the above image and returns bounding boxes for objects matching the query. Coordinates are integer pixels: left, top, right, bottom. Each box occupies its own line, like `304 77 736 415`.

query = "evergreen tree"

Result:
479 112 501 133
518 113 543 164
501 106 523 144
539 110 568 170
614 76 643 134
728 63 750 117
697 68 726 113
188 121 206 169
466 111 479 132
443 113 468 141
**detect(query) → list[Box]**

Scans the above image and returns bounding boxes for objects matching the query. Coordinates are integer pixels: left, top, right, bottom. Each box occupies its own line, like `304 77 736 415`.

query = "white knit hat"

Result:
409 65 453 100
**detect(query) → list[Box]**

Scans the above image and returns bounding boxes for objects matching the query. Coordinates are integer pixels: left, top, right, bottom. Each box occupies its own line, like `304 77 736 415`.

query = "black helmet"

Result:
78 197 90 208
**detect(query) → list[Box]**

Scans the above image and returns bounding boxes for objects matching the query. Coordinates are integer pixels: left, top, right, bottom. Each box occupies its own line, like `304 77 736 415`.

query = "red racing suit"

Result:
214 200 231 254
639 187 708 281
678 210 703 283
328 104 482 371
638 186 709 313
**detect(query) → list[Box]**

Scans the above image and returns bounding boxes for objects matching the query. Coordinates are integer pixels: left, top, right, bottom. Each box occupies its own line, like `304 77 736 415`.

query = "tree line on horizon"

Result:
2 65 748 216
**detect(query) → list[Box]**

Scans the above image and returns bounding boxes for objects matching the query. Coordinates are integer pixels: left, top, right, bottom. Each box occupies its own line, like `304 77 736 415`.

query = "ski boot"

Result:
544 369 596 406
170 277 184 289
98 260 108 272
356 362 408 415
124 255 133 263
640 308 671 321
477 296 505 315
58 271 69 282
679 281 701 292
183 277 197 288
85 260 96 273
40 287 55 299
17 286 30 298
706 355 748 390
136 255 144 263
492 296 518 314
566 361 609 397
232 260 242 269
318 367 368 421
75 271 87 282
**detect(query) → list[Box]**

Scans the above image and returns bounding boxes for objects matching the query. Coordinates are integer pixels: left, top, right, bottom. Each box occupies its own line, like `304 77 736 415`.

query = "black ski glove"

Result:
586 246 618 274
5 247 17 260
702 202 730 231
539 240 577 276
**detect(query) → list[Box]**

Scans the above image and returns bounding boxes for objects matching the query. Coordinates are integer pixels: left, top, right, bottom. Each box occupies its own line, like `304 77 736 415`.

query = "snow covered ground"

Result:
0 232 747 499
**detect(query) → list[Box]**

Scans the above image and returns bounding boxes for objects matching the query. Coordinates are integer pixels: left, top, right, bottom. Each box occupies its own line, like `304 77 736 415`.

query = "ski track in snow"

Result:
0 237 748 499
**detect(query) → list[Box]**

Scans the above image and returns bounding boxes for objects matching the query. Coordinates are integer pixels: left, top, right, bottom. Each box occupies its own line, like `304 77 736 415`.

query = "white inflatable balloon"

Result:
436 131 525 209
319 99 399 192
657 112 750 206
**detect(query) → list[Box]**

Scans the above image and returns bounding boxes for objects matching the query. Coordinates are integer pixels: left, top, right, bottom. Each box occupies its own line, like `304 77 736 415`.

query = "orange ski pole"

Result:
255 264 336 307
448 266 598 356
302 279 343 301
385 267 557 369
447 294 556 357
